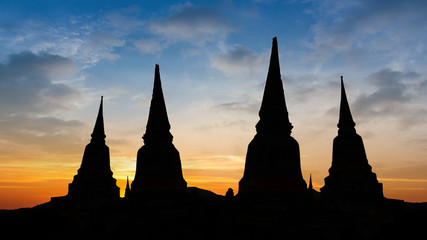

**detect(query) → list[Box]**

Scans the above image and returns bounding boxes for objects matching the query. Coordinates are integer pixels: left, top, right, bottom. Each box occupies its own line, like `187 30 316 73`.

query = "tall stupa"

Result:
130 64 187 197
238 37 307 196
67 97 120 203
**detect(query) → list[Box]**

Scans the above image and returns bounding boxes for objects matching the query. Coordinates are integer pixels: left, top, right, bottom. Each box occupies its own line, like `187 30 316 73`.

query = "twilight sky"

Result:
1 0 427 209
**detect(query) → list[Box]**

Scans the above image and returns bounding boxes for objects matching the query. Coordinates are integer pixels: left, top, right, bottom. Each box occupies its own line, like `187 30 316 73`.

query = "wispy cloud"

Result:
149 4 234 46
212 100 259 114
0 11 133 67
133 38 165 54
211 44 268 77
0 51 88 155
352 68 427 128
0 51 81 114
308 0 427 69
379 178 427 183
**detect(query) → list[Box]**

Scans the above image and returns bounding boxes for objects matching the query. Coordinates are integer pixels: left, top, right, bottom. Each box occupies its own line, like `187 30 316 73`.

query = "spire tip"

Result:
338 75 356 133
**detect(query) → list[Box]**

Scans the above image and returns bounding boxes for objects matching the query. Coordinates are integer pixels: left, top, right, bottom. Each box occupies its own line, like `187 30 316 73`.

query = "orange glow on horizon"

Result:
2 157 427 209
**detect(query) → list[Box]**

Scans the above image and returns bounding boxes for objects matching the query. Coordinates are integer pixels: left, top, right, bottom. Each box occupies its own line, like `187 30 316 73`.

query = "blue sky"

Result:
1 0 427 207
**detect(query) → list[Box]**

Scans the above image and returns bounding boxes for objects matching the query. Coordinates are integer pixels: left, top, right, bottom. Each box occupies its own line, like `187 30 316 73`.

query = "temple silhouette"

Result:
321 77 385 209
130 64 187 199
51 96 120 206
238 37 307 198
3 37 425 240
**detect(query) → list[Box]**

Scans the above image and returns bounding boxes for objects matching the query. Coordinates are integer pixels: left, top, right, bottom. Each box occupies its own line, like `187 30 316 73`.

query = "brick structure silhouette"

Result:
238 37 307 196
66 96 120 203
321 77 384 203
130 64 187 197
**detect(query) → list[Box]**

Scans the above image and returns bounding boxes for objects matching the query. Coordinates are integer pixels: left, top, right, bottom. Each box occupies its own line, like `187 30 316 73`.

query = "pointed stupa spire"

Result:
143 64 173 143
239 37 307 196
64 96 120 202
337 76 356 134
131 64 187 195
321 76 385 203
308 174 313 190
125 176 131 198
256 37 293 134
91 96 106 143
126 176 130 189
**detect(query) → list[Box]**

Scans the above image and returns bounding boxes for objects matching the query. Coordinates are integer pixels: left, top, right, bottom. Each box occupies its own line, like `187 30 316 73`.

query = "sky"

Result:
1 0 427 209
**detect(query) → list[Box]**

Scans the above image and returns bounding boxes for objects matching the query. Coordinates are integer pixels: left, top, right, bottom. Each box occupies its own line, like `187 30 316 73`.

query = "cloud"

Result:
0 12 131 67
0 51 81 115
350 68 427 128
104 7 145 32
407 138 427 151
308 0 427 68
284 74 338 103
354 72 410 111
149 5 234 45
353 68 418 113
212 101 259 114
211 44 268 77
133 38 165 54
77 32 125 65
0 51 88 155
0 114 87 155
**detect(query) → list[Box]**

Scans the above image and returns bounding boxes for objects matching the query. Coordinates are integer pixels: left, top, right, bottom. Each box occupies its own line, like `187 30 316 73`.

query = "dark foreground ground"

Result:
1 188 426 240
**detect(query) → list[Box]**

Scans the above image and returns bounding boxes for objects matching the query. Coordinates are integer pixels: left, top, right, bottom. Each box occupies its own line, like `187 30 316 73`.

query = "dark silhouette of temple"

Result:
52 97 120 205
129 64 187 198
238 37 307 197
321 77 385 207
4 37 423 240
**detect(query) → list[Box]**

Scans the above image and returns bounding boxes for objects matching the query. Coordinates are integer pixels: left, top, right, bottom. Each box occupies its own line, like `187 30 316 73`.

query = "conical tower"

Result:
321 77 383 203
67 96 120 203
125 176 131 198
238 37 307 197
130 64 187 197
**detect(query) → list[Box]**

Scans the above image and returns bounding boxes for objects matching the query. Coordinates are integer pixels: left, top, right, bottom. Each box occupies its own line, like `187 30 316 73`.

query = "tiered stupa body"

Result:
238 37 307 196
130 64 187 196
321 77 383 202
67 97 120 202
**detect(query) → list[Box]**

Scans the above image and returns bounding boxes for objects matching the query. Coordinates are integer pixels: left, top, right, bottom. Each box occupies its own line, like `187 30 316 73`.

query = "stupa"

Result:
67 97 120 203
125 176 131 198
130 64 187 197
238 37 307 196
321 77 384 202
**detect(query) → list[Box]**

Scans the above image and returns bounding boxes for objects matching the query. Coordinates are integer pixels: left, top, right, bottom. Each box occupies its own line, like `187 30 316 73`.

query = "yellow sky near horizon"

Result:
2 99 427 210
1 145 427 209
1 99 427 210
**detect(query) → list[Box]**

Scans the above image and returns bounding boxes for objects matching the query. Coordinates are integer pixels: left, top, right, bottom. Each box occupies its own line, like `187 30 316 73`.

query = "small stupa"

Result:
238 37 307 196
66 96 120 203
130 64 187 197
321 77 384 203
125 176 131 198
